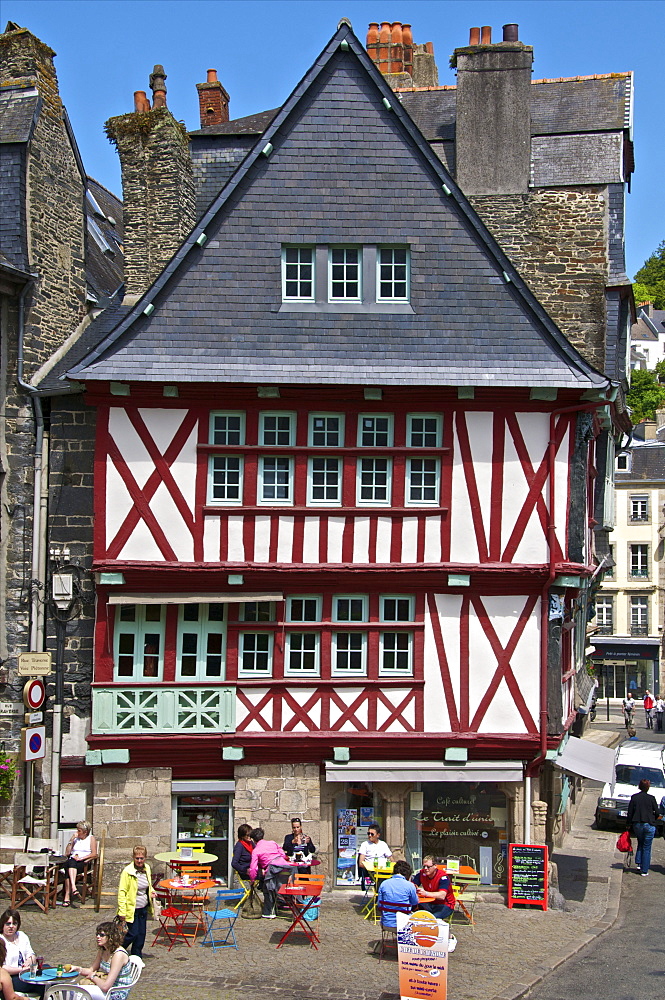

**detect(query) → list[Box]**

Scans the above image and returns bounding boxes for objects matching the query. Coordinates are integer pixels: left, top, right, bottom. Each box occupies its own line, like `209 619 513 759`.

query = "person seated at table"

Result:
412 856 456 921
62 819 97 907
248 827 295 918
0 938 29 998
0 909 42 998
72 919 134 999
377 860 418 927
231 823 254 880
357 823 393 889
282 818 316 874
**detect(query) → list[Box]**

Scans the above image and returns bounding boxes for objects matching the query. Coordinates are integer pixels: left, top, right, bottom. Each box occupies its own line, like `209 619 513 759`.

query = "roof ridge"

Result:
396 71 632 94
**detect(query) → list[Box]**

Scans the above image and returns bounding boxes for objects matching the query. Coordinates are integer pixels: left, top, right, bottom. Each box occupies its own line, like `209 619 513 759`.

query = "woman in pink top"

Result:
249 828 294 918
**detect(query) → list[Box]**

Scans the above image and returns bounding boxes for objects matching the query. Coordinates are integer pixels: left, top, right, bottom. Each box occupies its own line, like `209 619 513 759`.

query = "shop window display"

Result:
333 783 383 886
174 794 231 882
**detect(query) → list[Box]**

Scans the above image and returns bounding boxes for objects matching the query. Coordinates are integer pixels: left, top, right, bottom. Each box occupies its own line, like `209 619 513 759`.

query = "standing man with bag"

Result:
117 845 155 958
622 693 635 729
626 779 659 876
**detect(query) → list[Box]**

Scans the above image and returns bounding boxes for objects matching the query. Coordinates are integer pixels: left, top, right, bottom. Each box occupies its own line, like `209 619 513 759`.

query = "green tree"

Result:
626 360 665 424
633 240 665 308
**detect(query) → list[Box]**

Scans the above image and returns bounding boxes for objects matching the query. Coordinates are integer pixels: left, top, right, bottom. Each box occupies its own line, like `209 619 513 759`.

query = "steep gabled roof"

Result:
68 23 608 391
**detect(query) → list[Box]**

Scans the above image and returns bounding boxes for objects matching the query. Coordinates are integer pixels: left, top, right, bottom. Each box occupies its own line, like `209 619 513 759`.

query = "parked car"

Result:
595 740 665 831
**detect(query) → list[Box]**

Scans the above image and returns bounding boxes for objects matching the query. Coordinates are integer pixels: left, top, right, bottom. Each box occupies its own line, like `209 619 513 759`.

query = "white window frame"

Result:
356 457 392 506
285 632 320 675
259 455 294 505
380 595 415 622
308 413 345 447
630 596 648 634
333 595 368 623
406 457 440 505
114 604 165 681
328 247 362 302
407 413 442 448
376 246 410 302
332 631 368 675
595 596 614 633
629 543 649 579
176 603 226 680
209 411 245 446
259 411 296 446
238 632 274 676
282 246 315 301
380 631 413 675
357 414 393 447
287 596 322 623
307 456 343 506
630 494 649 522
208 454 244 505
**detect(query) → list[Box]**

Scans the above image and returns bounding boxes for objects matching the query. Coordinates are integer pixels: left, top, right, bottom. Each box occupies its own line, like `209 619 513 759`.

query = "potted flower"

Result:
0 755 17 800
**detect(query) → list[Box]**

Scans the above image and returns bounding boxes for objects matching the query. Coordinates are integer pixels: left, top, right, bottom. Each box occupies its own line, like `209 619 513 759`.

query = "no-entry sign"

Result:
23 678 46 711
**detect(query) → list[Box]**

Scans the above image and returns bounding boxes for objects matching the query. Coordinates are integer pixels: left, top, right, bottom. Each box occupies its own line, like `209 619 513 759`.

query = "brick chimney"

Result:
366 21 438 89
453 24 533 195
105 64 196 302
196 68 230 128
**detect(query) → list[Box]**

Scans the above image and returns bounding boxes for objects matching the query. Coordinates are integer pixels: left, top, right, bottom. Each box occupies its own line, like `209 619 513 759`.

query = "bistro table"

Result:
276 880 324 949
362 862 394 923
159 877 218 942
154 850 218 875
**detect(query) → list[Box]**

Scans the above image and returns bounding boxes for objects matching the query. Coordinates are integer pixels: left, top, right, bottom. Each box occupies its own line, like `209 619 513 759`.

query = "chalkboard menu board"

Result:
507 843 548 911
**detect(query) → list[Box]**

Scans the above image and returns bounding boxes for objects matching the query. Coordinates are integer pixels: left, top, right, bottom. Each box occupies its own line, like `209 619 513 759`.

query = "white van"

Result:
595 740 665 830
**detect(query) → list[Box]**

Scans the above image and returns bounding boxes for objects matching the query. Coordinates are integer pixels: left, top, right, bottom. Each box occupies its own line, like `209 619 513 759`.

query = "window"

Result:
210 411 244 445
408 414 441 448
287 596 321 622
332 632 367 673
308 457 342 505
285 632 320 674
380 632 413 673
260 412 295 446
114 604 164 680
616 453 630 471
208 455 243 504
238 633 273 674
406 457 440 505
630 544 649 579
630 495 649 522
177 603 225 679
309 414 344 446
630 596 648 635
259 456 293 504
605 545 615 580
282 247 314 300
357 457 392 505
334 596 368 622
329 247 361 300
358 414 393 447
377 247 409 301
595 596 613 635
240 602 275 622
381 596 414 622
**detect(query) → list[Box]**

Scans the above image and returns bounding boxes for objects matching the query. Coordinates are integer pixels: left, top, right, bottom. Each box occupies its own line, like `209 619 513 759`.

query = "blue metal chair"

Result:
201 888 243 952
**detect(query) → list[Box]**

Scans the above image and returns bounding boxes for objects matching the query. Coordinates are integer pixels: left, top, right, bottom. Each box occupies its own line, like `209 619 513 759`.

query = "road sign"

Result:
18 652 52 677
0 702 22 716
23 678 46 711
21 726 46 761
26 711 43 725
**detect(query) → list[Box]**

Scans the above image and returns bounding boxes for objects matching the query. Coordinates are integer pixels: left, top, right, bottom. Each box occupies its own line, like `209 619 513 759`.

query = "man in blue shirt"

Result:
377 860 419 927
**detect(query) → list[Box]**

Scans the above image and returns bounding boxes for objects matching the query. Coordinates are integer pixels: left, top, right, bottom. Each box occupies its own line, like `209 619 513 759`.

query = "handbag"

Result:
616 830 632 853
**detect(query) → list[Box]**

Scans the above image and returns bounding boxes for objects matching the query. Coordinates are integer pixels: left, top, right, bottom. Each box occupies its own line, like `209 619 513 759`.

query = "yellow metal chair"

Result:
176 842 205 854
232 873 251 910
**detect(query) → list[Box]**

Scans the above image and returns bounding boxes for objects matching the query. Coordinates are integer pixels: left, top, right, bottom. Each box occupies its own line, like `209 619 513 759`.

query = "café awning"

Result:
108 592 283 605
553 736 615 784
324 759 524 783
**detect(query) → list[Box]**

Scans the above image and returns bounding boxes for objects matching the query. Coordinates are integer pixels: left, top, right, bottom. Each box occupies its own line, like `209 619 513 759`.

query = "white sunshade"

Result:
554 736 615 784
325 760 525 783
108 592 283 605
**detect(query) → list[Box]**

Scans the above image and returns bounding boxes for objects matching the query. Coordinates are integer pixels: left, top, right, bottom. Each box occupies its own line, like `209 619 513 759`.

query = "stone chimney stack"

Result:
105 64 196 303
366 21 438 90
453 24 533 195
196 68 230 128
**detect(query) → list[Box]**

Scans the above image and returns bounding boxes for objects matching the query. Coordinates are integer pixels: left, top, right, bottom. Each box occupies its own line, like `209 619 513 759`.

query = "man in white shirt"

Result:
357 823 392 888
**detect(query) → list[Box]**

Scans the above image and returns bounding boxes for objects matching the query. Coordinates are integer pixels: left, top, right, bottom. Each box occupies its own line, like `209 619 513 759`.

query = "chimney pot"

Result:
402 23 413 74
480 26 492 44
134 90 148 112
424 41 434 55
367 22 379 44
502 23 519 41
469 27 481 45
390 22 404 73
207 68 218 82
379 21 391 72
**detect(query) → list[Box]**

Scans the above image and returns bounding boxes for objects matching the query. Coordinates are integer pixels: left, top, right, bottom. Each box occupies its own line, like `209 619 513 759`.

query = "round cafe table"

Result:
154 851 218 864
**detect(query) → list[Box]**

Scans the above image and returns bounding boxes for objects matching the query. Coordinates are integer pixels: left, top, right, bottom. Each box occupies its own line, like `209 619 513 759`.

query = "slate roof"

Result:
189 108 279 137
0 86 39 143
85 178 124 301
67 24 608 392
616 440 665 483
35 294 129 392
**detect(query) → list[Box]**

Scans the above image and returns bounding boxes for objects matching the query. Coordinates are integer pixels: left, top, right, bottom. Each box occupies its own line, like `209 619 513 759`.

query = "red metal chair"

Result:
151 886 191 950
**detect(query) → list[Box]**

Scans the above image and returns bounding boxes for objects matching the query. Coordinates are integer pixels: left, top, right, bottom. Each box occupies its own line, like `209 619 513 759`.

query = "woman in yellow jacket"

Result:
117 845 155 959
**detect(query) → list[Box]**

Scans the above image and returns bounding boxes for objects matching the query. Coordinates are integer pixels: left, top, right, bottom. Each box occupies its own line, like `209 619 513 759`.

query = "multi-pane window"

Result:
287 596 321 622
309 414 344 446
334 596 368 622
333 632 367 673
358 415 393 447
381 596 414 622
594 596 614 635
260 412 295 445
285 633 319 674
629 544 649 579
210 411 244 445
259 456 293 503
177 603 225 679
238 633 273 674
240 602 275 622
630 596 649 635
630 495 649 522
308 457 342 505
282 247 314 300
377 247 409 300
114 604 164 680
616 453 630 471
329 247 361 300
380 632 412 673
407 457 439 504
408 414 441 448
357 458 391 505
605 544 615 579
208 455 243 503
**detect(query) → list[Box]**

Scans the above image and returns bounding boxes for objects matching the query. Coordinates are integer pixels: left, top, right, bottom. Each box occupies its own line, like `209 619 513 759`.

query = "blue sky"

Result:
5 0 664 277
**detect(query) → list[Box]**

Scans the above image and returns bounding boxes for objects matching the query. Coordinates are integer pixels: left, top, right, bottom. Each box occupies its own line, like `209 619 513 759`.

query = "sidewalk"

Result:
18 714 640 1000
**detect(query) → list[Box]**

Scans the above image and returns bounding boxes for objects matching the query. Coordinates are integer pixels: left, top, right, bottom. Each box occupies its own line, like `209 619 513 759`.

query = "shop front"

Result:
171 780 234 882
590 639 660 699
